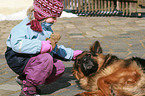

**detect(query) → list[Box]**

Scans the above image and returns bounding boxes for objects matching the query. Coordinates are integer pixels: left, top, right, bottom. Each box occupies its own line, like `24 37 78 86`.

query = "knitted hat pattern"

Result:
34 0 64 20
27 0 64 32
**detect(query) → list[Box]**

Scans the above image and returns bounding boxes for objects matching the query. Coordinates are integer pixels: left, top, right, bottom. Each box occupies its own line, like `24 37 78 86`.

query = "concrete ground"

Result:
0 17 145 96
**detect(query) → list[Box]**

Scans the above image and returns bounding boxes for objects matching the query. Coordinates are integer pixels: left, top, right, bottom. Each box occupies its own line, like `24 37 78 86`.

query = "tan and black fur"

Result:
73 41 145 96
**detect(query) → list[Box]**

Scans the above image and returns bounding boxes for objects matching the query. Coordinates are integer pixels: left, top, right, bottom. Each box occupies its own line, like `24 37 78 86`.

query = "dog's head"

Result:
73 41 115 80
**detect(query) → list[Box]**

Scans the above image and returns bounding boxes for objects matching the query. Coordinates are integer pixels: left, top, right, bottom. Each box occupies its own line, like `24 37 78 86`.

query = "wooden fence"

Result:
63 0 145 17
138 0 145 6
116 0 138 16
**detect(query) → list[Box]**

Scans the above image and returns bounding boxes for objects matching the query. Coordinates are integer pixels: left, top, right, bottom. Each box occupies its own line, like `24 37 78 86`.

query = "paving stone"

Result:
0 72 17 79
0 78 9 84
85 31 103 38
0 84 20 91
130 43 145 50
9 92 21 96
0 89 15 96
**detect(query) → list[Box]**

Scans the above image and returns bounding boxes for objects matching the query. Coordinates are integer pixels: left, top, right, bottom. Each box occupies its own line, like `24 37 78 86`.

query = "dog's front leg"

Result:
75 91 105 96
97 69 124 96
97 68 141 96
97 77 112 96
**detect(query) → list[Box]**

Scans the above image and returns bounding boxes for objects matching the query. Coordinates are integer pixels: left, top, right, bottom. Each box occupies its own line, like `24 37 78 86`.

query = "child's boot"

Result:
19 80 38 96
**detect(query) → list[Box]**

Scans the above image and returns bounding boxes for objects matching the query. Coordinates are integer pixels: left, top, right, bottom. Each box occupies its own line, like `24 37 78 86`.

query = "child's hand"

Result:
46 32 61 50
41 40 52 54
72 50 83 60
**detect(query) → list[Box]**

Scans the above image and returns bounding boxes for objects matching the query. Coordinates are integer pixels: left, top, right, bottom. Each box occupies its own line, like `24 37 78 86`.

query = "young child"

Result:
5 0 82 95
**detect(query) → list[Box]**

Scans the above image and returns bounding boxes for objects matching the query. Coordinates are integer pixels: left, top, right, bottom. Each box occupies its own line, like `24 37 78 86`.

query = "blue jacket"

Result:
6 17 74 60
5 17 74 75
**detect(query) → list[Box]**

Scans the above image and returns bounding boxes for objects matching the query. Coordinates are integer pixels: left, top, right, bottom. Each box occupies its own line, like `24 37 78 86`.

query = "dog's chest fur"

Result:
79 60 121 91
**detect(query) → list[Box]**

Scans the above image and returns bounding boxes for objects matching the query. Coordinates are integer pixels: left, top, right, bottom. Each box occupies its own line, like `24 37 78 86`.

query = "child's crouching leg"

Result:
24 53 54 86
45 59 65 84
21 53 54 95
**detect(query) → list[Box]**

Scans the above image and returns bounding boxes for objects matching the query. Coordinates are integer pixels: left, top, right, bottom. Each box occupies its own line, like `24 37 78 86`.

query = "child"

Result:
5 0 82 95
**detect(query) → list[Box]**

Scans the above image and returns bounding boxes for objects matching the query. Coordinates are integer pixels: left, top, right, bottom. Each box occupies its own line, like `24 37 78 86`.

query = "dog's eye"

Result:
93 54 98 56
78 59 81 63
85 54 91 57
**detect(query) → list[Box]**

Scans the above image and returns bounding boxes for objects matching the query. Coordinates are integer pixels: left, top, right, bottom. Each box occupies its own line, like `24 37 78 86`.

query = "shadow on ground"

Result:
39 67 76 95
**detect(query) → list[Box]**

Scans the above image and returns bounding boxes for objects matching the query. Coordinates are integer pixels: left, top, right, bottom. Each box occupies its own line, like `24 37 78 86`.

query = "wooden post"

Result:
104 0 107 11
74 0 77 10
78 0 80 10
68 0 70 9
71 0 73 10
84 0 87 11
116 0 120 11
108 0 111 11
88 0 91 12
95 0 97 11
98 0 100 10
92 0 94 12
111 0 114 12
126 1 129 15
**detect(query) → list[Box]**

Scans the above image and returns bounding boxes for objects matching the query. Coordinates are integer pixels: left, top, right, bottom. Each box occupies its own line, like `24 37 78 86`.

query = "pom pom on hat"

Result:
27 0 64 32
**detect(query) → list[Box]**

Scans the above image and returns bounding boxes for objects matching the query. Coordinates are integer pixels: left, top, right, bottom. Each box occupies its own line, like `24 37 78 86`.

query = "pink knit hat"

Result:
27 0 64 32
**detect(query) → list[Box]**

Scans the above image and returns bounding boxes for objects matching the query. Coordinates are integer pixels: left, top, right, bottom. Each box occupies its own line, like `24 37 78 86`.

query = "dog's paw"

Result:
75 93 84 96
75 91 102 96
75 92 93 96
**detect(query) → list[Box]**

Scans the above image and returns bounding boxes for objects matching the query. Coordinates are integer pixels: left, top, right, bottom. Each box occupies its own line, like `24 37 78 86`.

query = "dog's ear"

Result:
132 57 145 68
90 41 102 53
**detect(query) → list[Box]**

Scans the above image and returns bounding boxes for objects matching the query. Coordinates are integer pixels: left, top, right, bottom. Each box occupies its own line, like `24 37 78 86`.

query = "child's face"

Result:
45 17 57 24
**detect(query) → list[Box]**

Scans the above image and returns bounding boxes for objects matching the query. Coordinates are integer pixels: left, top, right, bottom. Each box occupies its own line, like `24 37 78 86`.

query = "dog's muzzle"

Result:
80 56 98 76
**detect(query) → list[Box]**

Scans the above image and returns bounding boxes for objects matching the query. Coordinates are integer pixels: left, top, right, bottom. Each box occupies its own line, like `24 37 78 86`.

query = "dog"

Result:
72 41 145 96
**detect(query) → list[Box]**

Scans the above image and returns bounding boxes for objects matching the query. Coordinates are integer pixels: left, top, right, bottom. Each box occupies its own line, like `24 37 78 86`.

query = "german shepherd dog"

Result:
73 41 145 96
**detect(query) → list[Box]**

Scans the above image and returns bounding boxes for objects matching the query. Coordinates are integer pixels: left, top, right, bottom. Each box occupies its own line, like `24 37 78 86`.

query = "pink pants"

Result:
23 53 65 86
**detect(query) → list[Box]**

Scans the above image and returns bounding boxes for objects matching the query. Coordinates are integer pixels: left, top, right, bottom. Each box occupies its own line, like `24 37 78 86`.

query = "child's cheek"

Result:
46 18 54 23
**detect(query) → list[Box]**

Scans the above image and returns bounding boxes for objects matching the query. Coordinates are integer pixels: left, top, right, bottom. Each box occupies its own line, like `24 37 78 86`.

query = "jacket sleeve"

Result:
52 45 74 60
9 25 41 54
